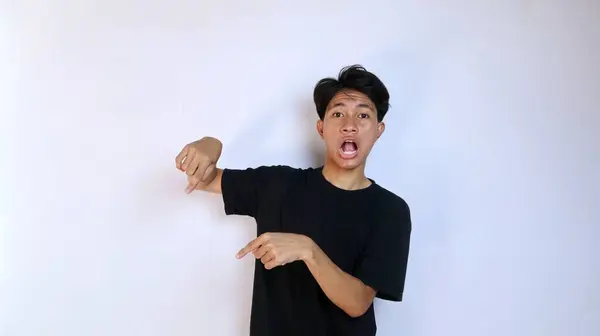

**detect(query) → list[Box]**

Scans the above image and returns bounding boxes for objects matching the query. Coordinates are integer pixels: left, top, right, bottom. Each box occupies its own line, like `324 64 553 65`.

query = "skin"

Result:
175 89 385 318
317 89 385 190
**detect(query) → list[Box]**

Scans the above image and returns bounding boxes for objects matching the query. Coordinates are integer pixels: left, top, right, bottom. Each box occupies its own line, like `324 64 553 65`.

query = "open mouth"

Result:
339 140 359 159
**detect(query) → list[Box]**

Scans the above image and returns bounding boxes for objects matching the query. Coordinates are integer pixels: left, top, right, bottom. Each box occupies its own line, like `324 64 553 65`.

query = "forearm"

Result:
302 242 374 318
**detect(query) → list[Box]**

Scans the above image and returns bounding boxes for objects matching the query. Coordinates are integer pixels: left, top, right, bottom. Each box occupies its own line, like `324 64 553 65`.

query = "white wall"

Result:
1 1 599 335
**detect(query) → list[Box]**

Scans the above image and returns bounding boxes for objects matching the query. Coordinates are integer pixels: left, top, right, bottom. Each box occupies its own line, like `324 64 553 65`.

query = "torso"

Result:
249 166 397 336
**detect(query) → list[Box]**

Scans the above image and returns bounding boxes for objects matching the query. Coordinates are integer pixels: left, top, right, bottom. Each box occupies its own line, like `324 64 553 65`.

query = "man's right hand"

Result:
176 137 223 193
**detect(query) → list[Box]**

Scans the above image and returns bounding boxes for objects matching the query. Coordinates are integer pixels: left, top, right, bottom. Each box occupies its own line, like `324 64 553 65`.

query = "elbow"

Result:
347 310 366 319
345 301 372 318
344 286 376 318
346 307 368 318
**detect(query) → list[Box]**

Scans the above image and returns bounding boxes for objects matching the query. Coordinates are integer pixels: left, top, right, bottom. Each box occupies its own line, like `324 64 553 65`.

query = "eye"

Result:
332 112 343 118
358 113 370 119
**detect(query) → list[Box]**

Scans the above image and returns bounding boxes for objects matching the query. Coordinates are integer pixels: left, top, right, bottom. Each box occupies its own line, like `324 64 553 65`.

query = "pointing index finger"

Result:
236 234 268 259
236 241 255 259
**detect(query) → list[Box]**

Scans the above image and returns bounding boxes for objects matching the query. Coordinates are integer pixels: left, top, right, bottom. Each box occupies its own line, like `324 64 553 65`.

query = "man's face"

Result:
317 90 385 170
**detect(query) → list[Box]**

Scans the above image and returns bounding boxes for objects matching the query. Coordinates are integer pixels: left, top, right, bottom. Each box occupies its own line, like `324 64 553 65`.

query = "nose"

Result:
341 119 358 134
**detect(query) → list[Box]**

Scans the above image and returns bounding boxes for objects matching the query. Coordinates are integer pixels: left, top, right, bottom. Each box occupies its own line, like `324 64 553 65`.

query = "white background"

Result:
1 1 599 335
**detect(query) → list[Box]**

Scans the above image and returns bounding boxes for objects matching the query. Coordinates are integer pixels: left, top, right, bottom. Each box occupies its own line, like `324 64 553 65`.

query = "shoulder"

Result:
224 164 304 176
370 184 412 233
236 164 307 180
220 165 310 217
258 164 306 175
222 164 309 190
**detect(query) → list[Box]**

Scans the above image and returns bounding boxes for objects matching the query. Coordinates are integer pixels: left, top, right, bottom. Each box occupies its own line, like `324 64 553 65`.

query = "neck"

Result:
321 157 372 191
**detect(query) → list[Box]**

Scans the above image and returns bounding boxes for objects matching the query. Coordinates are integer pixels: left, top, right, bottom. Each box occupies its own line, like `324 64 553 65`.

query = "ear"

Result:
376 122 385 138
316 119 324 138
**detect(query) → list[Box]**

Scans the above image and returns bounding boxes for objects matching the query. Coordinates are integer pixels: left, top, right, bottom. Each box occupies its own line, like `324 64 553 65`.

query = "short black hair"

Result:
313 64 390 122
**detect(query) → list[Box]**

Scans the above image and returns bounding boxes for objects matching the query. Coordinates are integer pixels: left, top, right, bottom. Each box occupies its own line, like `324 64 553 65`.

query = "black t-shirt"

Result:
221 165 411 336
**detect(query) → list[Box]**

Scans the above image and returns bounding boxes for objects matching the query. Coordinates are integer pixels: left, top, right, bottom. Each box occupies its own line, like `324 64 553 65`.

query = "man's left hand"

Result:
236 232 315 270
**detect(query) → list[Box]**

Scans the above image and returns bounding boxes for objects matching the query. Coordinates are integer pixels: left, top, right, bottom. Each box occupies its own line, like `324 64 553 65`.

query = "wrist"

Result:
300 235 318 263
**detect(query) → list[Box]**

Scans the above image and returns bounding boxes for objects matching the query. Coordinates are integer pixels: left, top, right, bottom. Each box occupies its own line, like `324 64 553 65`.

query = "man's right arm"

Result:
176 137 270 218
176 136 295 218
188 164 276 218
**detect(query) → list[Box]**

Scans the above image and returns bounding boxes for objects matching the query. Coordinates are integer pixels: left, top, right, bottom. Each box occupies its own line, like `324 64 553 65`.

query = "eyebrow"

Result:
330 102 374 110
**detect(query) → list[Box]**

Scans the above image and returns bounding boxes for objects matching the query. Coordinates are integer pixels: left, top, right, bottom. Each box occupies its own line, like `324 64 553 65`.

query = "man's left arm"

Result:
302 243 378 318
303 203 412 317
236 201 411 318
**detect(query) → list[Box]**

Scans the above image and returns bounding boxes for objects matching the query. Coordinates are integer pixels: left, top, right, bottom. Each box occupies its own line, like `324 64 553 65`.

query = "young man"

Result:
175 65 412 336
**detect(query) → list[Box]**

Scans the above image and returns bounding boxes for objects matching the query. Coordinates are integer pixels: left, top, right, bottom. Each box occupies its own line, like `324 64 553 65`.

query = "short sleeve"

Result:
354 200 412 302
221 165 295 218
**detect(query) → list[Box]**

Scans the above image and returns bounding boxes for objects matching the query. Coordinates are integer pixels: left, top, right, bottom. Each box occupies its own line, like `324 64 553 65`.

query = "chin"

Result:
331 154 365 170
338 161 362 170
